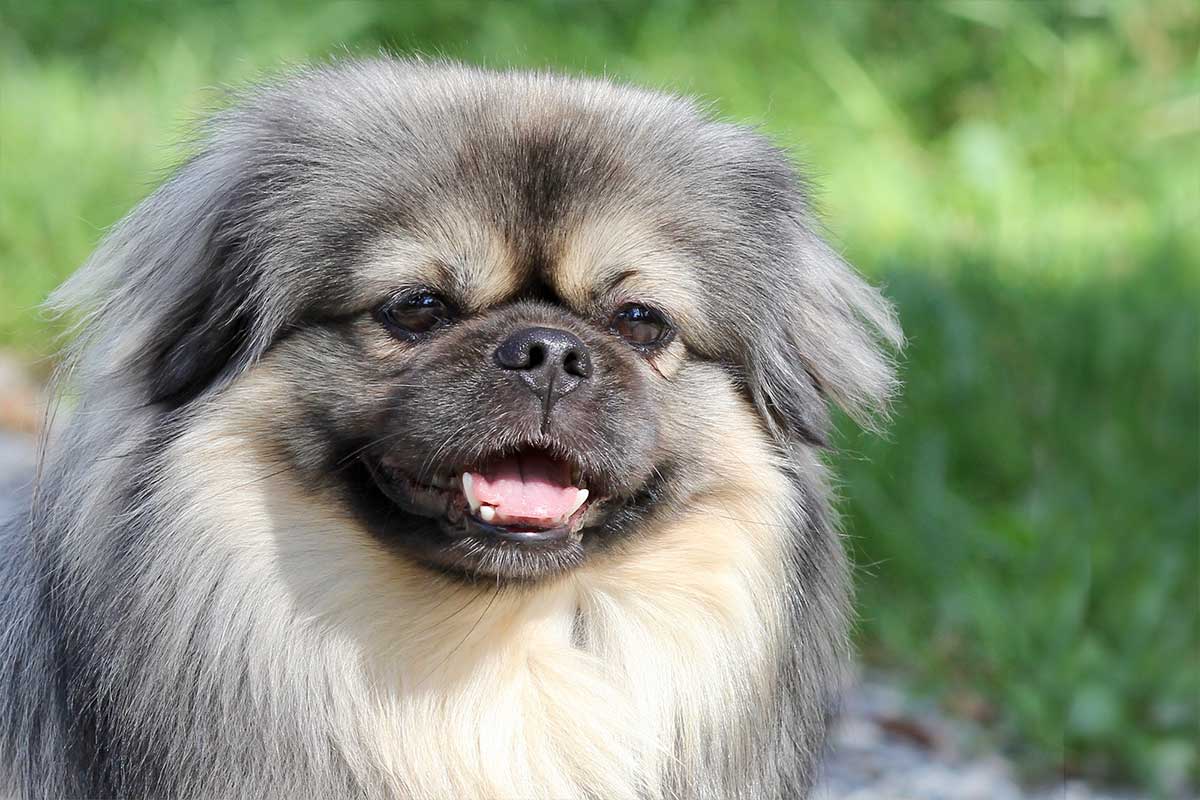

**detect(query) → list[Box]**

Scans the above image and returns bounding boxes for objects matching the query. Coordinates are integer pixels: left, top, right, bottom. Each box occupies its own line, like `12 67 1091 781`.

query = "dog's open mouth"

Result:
462 451 590 532
363 446 598 549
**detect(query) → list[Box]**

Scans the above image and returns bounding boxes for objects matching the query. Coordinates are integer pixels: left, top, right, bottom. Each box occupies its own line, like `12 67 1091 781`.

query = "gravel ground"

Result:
0 362 1158 800
816 678 1149 800
0 431 34 482
0 431 36 516
0 432 34 476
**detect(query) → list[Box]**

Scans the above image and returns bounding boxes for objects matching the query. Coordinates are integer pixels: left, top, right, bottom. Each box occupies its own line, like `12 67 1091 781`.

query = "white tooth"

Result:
462 473 480 513
567 488 589 517
480 505 496 522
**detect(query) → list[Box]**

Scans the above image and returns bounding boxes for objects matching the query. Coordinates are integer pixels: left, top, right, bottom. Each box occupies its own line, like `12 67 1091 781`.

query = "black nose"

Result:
494 326 593 413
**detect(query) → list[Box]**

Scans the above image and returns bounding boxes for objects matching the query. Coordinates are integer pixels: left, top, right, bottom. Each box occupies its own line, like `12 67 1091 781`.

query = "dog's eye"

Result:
611 303 672 349
377 291 454 337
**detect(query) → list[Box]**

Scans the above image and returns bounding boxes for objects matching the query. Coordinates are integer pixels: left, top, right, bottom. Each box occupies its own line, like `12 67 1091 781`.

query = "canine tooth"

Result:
462 473 480 513
568 488 589 516
479 505 496 522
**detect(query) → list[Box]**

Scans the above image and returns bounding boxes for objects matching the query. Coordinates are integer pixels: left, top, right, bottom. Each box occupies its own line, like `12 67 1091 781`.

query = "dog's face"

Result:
273 216 733 581
64 61 900 584
313 288 674 581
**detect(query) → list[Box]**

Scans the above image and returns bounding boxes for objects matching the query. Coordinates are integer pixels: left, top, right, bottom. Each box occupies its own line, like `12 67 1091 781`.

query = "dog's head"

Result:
55 60 900 582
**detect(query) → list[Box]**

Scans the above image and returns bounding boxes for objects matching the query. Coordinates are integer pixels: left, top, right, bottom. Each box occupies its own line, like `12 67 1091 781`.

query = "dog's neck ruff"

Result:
116 387 798 799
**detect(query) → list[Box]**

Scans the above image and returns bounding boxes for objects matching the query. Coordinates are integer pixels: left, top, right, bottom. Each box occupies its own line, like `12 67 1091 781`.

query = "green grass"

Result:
1 1 1197 792
845 254 1198 787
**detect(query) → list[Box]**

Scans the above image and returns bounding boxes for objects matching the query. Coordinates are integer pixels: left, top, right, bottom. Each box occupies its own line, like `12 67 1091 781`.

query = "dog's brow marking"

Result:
598 268 639 301
436 216 523 311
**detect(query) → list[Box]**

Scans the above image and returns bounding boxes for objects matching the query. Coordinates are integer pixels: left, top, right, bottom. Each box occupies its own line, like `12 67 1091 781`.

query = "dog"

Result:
0 58 901 799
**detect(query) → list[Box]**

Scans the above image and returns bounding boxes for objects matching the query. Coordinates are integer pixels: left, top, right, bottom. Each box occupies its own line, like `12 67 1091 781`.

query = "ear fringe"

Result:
745 214 903 445
792 228 904 431
46 166 218 360
44 117 281 404
710 127 903 443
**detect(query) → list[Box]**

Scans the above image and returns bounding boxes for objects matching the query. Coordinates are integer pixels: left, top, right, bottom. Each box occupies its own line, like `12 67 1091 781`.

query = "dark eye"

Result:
377 290 454 338
610 303 673 349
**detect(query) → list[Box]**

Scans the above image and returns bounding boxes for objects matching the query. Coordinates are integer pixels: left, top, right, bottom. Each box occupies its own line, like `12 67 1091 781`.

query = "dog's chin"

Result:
350 445 614 582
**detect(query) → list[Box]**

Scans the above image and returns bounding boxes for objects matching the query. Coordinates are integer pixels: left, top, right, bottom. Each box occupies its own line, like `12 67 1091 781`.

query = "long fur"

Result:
0 59 900 799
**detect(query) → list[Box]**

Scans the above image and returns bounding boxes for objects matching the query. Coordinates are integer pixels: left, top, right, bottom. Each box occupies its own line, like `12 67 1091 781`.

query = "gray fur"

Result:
1 58 900 799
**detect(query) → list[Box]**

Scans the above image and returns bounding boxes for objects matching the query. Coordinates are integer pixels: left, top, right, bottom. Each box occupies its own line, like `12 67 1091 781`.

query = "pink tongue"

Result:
470 452 578 524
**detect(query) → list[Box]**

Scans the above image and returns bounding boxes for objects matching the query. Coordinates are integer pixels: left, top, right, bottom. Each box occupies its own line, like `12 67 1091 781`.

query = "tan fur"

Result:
360 212 523 313
553 210 701 326
151 360 794 799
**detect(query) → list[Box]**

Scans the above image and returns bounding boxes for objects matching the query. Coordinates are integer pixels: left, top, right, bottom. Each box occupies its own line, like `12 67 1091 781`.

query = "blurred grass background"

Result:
1 0 1196 792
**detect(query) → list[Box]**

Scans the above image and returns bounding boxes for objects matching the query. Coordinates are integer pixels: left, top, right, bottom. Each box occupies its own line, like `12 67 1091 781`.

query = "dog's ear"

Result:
724 138 903 447
146 239 255 406
748 226 903 447
49 145 278 407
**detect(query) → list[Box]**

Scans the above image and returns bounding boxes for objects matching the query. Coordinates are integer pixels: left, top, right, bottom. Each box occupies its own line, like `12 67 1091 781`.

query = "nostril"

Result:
562 349 592 379
526 343 546 370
